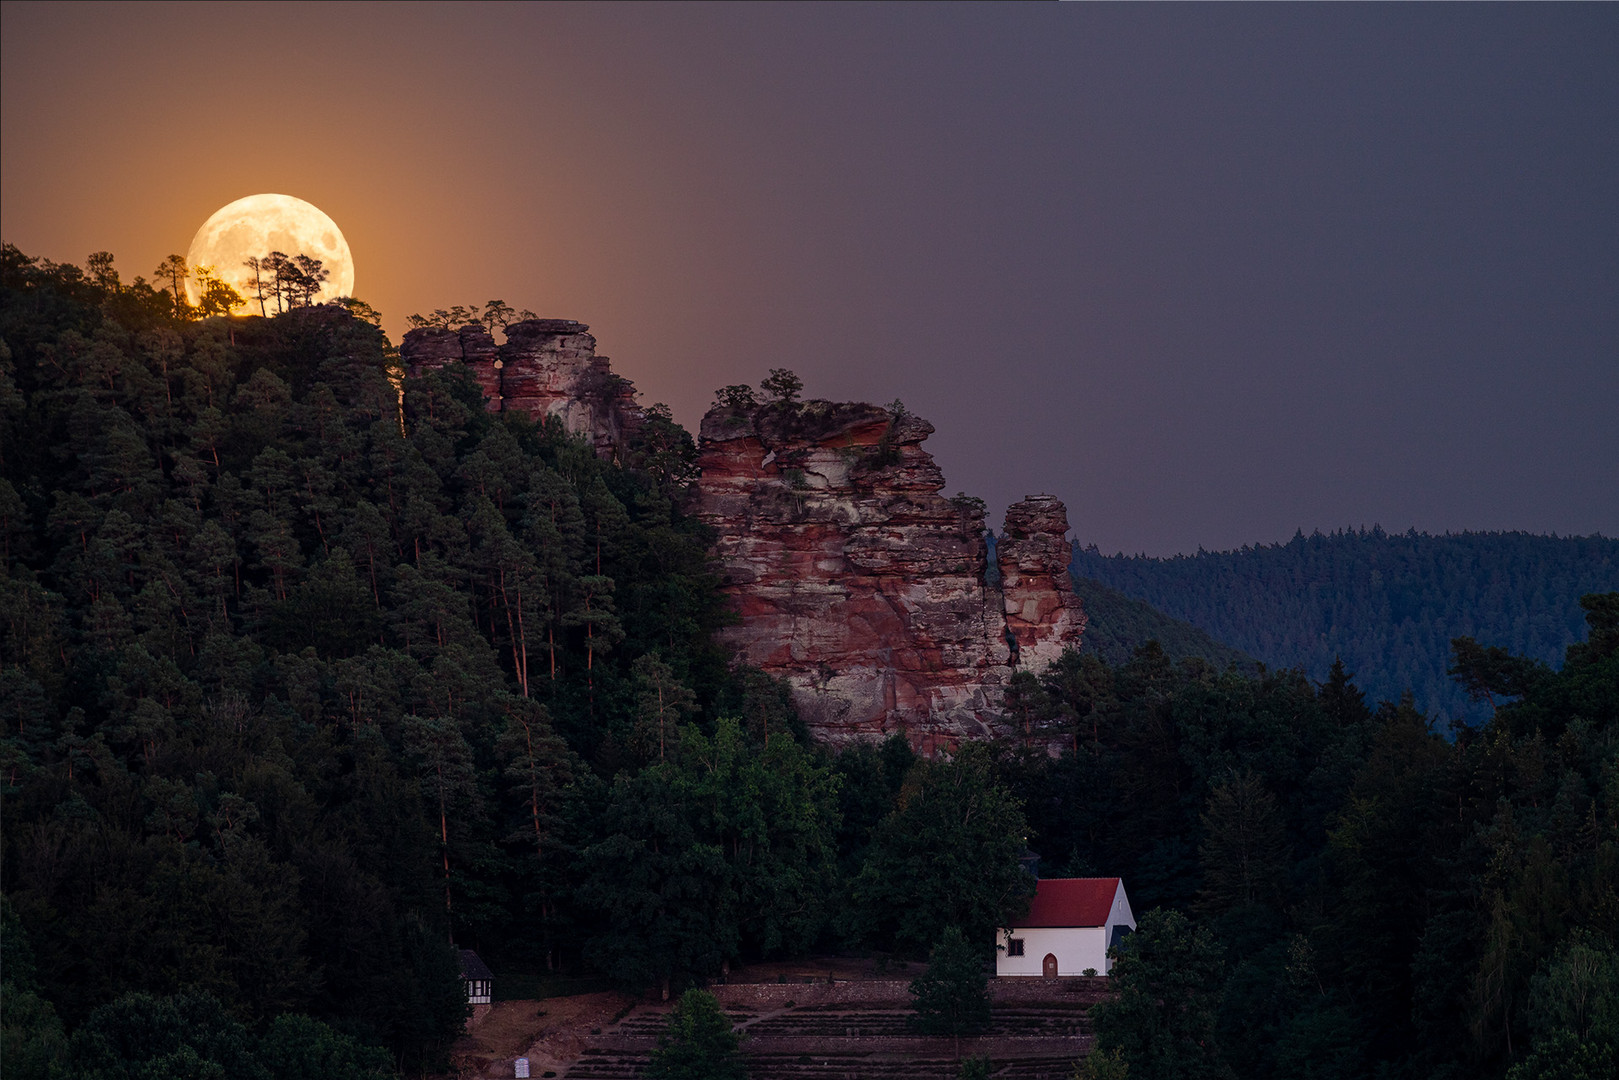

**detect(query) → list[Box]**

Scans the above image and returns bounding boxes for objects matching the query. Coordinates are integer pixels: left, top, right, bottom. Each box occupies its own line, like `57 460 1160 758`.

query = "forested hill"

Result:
0 245 751 1068
5 246 1618 1080
1067 573 1255 671
1072 528 1619 721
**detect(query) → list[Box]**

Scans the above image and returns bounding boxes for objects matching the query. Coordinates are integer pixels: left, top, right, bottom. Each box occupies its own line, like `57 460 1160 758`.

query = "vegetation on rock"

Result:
3 247 1614 1080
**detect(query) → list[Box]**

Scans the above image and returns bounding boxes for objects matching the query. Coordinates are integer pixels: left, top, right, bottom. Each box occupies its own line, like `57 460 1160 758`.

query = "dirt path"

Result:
443 958 1101 1079
731 1003 793 1030
449 991 636 1079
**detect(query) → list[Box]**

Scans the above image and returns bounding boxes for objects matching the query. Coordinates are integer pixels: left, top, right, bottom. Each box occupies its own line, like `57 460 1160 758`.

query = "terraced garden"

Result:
558 977 1107 1080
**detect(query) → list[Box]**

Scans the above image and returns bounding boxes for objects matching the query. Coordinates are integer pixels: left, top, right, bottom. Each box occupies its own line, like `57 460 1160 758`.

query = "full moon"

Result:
184 194 355 312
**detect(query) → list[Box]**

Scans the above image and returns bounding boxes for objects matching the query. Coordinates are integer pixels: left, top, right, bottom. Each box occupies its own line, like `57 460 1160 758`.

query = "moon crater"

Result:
185 194 354 310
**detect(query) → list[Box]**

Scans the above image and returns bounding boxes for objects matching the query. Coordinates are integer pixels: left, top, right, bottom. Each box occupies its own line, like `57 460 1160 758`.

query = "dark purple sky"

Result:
4 3 1615 554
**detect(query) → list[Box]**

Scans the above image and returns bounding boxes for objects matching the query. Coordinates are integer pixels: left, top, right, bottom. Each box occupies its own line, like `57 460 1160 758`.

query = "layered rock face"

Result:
693 399 1085 749
400 320 641 458
404 317 1084 746
999 495 1087 670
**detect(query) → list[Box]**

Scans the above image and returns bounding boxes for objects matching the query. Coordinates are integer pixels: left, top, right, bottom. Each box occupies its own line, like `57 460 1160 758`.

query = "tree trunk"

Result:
515 584 529 696
499 568 527 697
438 764 453 940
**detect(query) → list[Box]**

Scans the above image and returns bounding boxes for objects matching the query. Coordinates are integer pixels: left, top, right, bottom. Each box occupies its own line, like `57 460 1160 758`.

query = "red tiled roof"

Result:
1019 878 1121 928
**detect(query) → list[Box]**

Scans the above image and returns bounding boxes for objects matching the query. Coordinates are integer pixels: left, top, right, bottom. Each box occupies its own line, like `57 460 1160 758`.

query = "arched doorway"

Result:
1043 953 1058 978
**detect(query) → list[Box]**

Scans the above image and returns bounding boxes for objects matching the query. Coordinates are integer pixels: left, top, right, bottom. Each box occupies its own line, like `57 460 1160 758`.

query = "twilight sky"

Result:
3 2 1615 555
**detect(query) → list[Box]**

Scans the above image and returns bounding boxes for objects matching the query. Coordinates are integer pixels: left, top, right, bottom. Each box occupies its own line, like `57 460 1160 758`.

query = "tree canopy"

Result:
909 925 992 1055
3 245 1613 1080
644 989 748 1080
1073 527 1618 721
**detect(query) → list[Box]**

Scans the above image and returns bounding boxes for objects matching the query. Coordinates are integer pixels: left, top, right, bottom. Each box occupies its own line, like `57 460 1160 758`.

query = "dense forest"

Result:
2 246 1615 1080
1065 574 1255 671
1073 529 1619 724
0 247 1032 1076
1011 611 1618 1080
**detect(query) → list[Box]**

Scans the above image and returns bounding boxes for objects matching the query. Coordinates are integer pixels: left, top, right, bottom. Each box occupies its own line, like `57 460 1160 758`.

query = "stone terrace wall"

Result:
565 976 1109 1080
707 975 1110 1009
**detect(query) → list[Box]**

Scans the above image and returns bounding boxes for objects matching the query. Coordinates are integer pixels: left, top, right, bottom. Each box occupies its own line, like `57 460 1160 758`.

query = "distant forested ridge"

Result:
1000 596 1618 1080
1067 574 1255 671
1073 528 1619 721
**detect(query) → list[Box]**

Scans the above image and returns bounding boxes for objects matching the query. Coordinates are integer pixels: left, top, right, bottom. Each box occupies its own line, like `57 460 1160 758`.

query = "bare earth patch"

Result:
443 958 1107 1079
449 991 636 1079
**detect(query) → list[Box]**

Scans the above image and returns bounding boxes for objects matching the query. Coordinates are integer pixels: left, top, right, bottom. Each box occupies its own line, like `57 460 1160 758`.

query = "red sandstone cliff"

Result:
402 319 1084 747
693 398 1085 749
999 495 1087 671
400 319 641 458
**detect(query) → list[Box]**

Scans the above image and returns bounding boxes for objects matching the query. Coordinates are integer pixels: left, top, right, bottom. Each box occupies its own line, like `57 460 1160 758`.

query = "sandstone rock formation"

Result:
400 319 641 458
999 494 1087 671
692 397 1085 749
403 317 1085 748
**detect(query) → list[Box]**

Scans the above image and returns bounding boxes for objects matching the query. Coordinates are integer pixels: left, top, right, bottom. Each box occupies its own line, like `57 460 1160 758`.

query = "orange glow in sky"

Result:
4 3 1616 554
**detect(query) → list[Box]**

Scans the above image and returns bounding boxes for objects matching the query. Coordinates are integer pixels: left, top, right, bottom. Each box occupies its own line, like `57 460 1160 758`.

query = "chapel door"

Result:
1043 953 1058 978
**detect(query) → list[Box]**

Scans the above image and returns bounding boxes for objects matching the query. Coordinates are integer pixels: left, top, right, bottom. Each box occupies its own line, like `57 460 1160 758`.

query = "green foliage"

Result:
645 989 748 1080
405 304 481 330
1073 529 1619 721
958 1054 993 1079
1505 1027 1617 1080
852 743 1034 955
830 733 915 876
7 245 1614 1080
628 402 699 492
909 926 991 1044
1090 909 1231 1080
0 246 748 1060
1069 573 1255 670
2 898 68 1079
1004 595 1618 1080
1196 770 1287 917
1508 932 1619 1080
479 299 527 334
949 491 986 520
1 983 68 1080
53 990 388 1080
67 990 262 1080
629 652 697 763
712 384 757 412
154 255 192 319
758 368 802 404
256 1013 393 1080
191 266 245 318
1450 635 1554 711
580 717 840 993
333 297 382 326
1525 931 1619 1048
1073 1047 1129 1080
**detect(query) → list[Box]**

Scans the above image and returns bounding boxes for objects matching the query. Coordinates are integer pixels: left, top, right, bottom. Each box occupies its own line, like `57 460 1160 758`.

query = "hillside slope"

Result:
1072 528 1619 720
1069 573 1256 671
